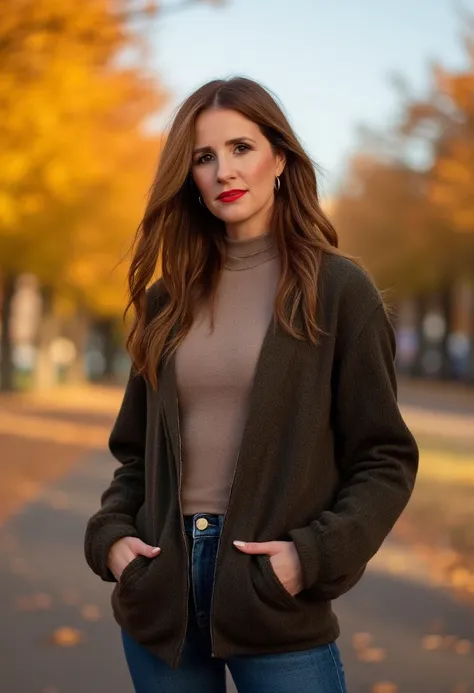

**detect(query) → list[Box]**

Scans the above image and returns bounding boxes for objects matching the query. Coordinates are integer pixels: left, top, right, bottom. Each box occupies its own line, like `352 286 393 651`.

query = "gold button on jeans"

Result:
196 518 209 531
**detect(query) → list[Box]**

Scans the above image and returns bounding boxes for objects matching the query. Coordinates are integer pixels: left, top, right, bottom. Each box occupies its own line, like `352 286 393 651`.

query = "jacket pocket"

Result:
117 555 149 592
111 530 187 651
251 554 300 611
112 554 162 634
213 549 307 652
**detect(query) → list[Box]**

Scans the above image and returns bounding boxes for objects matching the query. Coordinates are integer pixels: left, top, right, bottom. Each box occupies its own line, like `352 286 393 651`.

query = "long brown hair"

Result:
126 76 349 389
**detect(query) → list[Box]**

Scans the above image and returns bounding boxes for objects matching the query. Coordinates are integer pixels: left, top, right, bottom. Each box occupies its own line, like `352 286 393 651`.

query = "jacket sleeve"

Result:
84 280 167 582
84 366 147 582
289 302 419 598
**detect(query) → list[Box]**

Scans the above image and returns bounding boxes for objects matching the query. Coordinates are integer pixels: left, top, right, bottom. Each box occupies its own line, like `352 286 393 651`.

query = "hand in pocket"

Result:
107 537 161 581
233 539 303 596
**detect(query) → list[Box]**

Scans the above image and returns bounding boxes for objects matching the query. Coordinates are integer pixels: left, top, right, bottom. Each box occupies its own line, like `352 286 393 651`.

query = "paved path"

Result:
1 448 473 693
398 377 474 417
0 383 473 692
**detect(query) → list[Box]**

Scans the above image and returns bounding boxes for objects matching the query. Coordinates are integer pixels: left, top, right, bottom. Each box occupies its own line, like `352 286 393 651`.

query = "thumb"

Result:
129 537 161 558
233 540 279 555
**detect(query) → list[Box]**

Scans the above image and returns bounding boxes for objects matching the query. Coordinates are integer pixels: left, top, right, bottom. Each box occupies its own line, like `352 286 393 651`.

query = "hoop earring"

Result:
198 195 205 207
274 176 281 191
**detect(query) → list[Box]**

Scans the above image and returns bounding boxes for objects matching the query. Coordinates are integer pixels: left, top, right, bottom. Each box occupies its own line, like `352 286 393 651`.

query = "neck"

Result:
225 200 273 241
225 225 268 241
224 228 278 271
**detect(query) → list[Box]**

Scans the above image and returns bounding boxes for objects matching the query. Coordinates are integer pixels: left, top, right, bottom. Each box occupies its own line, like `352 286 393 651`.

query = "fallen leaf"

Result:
357 647 386 662
48 627 84 647
371 683 399 693
15 593 52 611
421 634 443 650
352 632 372 650
454 640 471 655
81 604 101 622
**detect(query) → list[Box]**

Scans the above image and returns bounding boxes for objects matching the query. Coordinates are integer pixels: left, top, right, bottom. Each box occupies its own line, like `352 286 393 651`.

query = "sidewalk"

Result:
3 375 472 413
1 448 473 693
0 379 473 692
398 376 474 416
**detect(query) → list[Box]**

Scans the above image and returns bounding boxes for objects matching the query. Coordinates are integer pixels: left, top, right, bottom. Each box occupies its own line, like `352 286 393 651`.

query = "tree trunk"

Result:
33 286 59 391
439 283 454 380
0 274 17 392
411 294 429 377
467 285 474 385
98 317 119 380
66 308 90 384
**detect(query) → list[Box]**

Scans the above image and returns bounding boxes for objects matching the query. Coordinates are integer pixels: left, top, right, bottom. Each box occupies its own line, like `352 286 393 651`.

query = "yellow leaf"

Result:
49 627 84 647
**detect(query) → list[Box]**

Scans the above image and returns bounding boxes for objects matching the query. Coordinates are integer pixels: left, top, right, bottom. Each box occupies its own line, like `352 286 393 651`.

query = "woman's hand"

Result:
107 537 161 581
233 539 303 596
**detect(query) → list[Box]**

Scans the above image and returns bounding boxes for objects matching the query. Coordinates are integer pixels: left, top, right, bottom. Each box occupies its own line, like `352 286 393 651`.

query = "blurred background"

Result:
1 1 473 692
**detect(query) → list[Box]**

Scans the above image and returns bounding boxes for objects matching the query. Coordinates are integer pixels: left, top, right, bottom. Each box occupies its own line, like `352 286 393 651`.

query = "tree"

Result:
398 63 474 281
0 1 163 389
333 28 474 381
333 154 446 297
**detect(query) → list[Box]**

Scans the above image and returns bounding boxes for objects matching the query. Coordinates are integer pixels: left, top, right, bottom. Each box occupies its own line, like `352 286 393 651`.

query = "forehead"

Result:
194 108 263 145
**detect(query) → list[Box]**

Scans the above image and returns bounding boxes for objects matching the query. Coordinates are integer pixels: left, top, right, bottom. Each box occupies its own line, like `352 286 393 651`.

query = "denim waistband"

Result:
183 513 224 539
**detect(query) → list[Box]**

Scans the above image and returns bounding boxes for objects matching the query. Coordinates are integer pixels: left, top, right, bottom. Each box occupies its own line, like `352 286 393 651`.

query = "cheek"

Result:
192 168 213 197
244 156 276 192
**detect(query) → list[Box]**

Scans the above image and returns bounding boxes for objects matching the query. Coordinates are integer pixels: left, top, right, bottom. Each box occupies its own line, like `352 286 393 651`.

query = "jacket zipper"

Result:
151 413 158 548
209 445 241 658
174 395 190 668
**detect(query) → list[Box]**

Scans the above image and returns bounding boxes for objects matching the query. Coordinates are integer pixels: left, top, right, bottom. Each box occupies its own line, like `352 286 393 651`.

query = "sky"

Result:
149 0 473 196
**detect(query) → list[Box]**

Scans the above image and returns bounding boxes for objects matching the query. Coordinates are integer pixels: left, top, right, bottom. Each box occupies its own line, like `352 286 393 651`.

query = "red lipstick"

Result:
216 189 247 203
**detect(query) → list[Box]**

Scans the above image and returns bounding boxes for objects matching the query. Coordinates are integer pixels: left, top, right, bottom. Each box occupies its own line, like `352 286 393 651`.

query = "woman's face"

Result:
191 108 285 236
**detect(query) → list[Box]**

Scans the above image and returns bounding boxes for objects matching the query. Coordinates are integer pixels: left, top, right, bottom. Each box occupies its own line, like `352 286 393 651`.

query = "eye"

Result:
195 153 214 165
235 143 251 155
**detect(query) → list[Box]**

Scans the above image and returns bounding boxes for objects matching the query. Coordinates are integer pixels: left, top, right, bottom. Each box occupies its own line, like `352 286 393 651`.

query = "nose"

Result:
216 154 236 184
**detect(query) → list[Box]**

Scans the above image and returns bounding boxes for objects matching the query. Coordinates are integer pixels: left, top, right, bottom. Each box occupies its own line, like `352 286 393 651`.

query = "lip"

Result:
216 189 247 203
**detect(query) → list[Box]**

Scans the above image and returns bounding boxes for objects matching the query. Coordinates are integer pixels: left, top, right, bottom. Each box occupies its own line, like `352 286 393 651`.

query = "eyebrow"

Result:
193 137 256 156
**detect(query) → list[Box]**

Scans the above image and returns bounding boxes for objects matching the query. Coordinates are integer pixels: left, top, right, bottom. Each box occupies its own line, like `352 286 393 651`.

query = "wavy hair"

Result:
126 76 350 389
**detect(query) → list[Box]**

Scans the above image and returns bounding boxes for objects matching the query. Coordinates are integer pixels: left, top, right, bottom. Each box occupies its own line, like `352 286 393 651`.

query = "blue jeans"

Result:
122 513 347 693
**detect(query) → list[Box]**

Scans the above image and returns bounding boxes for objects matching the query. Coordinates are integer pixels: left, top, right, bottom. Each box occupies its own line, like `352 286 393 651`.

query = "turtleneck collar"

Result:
224 230 278 271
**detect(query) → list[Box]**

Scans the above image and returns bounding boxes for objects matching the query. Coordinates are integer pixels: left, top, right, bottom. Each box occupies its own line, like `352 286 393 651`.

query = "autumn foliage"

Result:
0 1 172 388
333 36 474 296
0 0 167 308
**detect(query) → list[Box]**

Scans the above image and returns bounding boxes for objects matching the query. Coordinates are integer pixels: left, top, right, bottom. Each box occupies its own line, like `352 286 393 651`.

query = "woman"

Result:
84 77 418 693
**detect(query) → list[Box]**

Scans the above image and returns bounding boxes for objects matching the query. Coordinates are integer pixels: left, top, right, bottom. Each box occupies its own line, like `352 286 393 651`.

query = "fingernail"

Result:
233 541 246 547
151 547 161 554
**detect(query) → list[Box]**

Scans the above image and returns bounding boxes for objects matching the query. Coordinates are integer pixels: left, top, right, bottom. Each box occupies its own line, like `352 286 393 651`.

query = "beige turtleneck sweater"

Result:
175 230 280 515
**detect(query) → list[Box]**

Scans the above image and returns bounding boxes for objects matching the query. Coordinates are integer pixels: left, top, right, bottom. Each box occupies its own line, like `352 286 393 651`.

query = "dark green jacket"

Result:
84 253 418 669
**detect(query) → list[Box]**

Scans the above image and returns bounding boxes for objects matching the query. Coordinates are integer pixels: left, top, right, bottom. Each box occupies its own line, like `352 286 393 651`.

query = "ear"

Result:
275 150 286 178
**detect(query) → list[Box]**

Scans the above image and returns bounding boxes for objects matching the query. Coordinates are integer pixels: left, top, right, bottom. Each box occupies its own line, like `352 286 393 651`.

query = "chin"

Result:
211 205 253 224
